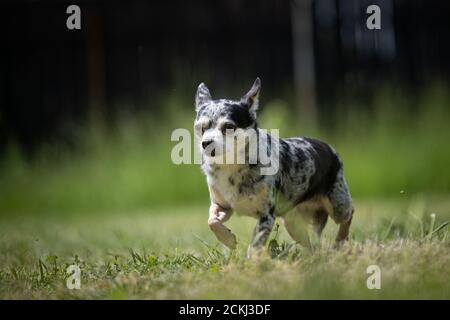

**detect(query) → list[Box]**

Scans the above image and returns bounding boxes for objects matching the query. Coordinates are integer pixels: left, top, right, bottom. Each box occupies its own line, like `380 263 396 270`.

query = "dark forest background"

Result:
2 0 449 150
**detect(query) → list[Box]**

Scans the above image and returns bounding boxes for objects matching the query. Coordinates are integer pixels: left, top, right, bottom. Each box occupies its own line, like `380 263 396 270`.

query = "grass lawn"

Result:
0 196 449 299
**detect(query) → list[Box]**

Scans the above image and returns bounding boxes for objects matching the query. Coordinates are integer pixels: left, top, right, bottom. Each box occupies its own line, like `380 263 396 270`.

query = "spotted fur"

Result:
194 78 354 258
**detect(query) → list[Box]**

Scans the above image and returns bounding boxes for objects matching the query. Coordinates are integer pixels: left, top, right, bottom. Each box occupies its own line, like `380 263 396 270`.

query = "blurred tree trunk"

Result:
291 0 317 127
86 7 106 130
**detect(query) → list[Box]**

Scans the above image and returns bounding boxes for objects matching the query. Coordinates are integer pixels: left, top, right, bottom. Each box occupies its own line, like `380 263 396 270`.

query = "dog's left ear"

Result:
241 77 261 116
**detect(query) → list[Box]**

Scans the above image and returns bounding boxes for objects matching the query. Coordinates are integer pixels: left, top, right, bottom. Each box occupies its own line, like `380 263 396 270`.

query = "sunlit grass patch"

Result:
0 198 448 299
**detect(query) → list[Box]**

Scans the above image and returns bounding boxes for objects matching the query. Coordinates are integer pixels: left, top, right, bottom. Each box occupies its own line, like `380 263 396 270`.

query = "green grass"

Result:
0 86 449 299
0 197 449 299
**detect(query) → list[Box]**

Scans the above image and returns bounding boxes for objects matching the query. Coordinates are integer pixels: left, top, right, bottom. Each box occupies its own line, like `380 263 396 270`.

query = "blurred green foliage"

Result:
0 85 449 215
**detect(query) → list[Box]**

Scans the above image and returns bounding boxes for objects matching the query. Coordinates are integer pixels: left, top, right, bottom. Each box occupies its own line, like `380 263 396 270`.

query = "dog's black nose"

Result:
202 140 213 149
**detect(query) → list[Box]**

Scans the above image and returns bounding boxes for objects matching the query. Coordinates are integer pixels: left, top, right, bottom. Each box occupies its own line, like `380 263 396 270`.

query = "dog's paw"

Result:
223 232 237 250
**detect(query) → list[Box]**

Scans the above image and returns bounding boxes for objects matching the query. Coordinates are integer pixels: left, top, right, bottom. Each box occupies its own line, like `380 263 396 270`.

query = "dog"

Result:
194 77 353 258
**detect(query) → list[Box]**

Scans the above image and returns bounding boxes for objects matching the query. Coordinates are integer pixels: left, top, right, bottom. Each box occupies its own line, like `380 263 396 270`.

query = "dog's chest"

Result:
207 169 267 218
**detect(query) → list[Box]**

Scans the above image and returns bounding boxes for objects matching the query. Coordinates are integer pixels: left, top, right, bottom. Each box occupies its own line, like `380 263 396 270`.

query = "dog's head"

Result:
194 78 261 162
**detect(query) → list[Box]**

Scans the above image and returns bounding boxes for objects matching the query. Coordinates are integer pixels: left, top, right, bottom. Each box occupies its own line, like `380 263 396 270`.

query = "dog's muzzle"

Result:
202 140 213 149
202 140 216 157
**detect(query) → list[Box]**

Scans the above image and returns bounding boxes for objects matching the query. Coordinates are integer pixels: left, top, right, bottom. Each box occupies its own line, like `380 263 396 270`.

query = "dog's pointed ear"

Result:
195 83 212 111
241 77 261 116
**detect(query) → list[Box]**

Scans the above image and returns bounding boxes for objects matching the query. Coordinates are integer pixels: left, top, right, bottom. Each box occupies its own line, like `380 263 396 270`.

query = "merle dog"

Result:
194 78 353 257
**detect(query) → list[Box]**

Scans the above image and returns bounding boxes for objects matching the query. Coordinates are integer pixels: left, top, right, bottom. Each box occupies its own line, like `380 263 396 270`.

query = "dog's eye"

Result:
222 123 236 135
201 122 210 134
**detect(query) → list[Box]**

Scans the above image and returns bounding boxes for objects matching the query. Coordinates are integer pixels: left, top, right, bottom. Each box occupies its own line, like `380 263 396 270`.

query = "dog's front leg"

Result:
208 203 237 249
247 212 275 258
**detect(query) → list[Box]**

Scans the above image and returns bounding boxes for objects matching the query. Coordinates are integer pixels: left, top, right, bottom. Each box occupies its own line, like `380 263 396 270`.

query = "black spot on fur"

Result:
228 176 235 186
195 105 207 119
255 175 264 183
279 141 293 172
269 205 275 215
221 103 254 128
259 214 269 223
299 138 341 202
275 178 281 190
